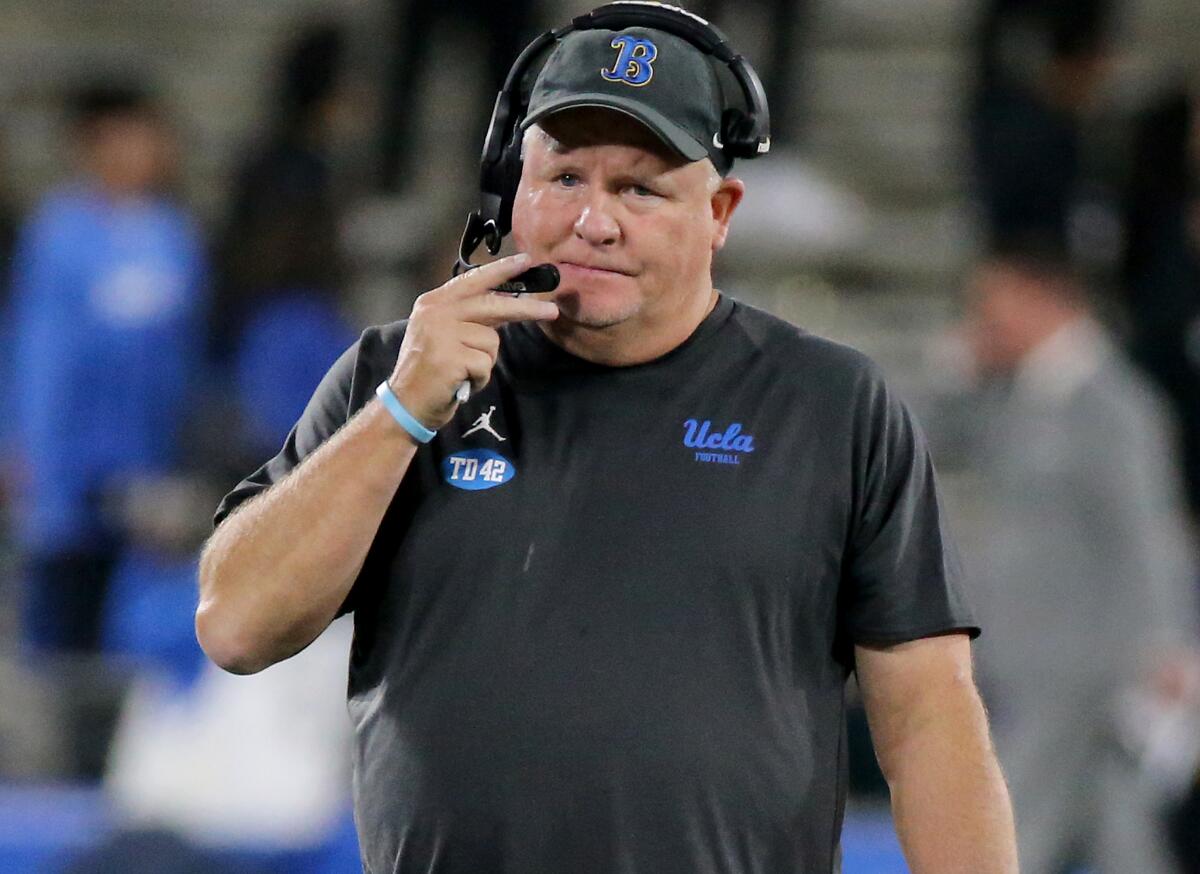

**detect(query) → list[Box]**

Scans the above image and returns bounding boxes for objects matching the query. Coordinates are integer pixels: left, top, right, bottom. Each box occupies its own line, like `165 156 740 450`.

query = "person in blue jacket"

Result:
9 83 207 658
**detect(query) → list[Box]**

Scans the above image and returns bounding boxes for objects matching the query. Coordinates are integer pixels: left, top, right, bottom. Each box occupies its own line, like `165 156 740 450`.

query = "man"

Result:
6 83 208 780
968 0 1114 250
962 247 1199 874
199 10 1017 872
10 84 207 658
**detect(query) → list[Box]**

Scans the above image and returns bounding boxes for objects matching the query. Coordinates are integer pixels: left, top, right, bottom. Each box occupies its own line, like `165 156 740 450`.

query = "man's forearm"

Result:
886 679 1018 873
197 399 417 674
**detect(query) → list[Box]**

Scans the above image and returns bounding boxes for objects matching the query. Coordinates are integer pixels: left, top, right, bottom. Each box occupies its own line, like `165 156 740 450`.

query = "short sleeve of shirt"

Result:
213 328 376 529
841 365 979 644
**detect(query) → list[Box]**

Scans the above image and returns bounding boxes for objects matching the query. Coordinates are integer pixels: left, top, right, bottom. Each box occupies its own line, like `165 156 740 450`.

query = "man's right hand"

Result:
386 253 560 432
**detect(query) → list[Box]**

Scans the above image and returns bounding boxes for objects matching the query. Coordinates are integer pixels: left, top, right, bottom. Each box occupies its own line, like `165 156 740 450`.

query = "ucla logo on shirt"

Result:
600 35 657 87
442 448 516 490
683 419 755 466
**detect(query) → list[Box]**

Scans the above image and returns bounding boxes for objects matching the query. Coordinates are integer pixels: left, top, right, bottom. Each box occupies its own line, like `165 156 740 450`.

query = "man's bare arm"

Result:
196 254 559 675
196 401 418 675
855 634 1018 874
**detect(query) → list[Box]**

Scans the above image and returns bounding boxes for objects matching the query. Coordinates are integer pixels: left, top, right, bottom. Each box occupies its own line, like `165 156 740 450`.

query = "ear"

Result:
709 176 745 252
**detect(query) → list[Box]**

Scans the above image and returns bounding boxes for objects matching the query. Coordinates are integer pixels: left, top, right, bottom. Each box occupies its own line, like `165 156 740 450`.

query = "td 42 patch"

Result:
441 449 516 491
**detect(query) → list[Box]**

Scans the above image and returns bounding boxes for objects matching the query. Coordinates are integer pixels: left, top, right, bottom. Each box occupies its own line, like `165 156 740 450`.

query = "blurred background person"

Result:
210 20 360 488
212 21 354 371
968 0 1114 251
1121 83 1200 519
377 0 539 195
6 82 209 779
64 31 365 869
960 243 1200 874
0 58 362 872
60 29 365 871
72 616 359 874
1117 82 1200 866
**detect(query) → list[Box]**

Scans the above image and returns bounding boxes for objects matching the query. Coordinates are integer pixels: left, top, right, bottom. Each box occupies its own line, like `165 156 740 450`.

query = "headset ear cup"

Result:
479 91 516 235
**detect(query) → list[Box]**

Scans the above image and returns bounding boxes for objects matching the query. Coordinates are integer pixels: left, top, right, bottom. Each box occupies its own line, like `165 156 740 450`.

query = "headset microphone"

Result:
494 263 560 295
452 263 560 404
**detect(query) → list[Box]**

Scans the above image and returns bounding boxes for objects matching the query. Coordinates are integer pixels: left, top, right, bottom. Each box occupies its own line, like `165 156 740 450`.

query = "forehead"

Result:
530 107 687 168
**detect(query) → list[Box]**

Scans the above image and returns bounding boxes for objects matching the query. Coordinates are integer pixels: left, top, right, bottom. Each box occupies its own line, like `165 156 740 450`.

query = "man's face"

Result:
510 107 741 336
965 264 1044 377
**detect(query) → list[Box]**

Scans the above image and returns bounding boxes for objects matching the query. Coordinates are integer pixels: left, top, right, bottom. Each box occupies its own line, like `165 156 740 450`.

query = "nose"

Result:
573 198 620 247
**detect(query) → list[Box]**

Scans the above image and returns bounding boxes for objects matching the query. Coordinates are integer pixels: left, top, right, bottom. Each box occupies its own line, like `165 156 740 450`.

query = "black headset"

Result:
455 1 771 274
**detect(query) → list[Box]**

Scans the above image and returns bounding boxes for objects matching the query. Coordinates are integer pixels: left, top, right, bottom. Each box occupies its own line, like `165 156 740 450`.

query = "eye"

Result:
555 173 580 188
626 183 660 199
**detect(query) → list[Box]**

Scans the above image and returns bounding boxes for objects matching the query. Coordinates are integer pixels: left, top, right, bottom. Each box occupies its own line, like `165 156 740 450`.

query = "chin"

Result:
554 289 642 329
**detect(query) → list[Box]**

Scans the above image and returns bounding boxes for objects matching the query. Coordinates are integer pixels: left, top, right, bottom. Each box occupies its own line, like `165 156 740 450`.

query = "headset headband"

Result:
456 1 770 274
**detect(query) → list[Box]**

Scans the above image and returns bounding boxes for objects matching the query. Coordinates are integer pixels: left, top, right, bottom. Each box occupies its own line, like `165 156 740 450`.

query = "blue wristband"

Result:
375 381 436 444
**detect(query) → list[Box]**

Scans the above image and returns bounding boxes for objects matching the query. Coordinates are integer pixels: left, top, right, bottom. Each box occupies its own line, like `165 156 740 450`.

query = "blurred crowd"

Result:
0 22 365 873
0 1 1196 873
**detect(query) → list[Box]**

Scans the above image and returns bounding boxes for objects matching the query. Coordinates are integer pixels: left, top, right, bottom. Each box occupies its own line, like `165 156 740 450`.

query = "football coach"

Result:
198 3 1018 872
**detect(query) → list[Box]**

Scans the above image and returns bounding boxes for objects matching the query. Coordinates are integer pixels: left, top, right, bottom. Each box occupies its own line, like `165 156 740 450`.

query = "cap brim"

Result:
521 94 710 163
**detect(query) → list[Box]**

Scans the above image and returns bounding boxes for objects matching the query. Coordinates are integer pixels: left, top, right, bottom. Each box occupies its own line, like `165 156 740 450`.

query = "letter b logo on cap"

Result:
600 35 657 87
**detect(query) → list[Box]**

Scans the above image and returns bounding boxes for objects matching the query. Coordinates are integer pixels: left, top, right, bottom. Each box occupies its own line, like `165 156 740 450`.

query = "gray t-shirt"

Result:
216 294 977 874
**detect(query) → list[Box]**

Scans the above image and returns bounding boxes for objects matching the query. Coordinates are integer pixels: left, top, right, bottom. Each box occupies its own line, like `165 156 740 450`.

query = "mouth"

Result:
557 260 636 280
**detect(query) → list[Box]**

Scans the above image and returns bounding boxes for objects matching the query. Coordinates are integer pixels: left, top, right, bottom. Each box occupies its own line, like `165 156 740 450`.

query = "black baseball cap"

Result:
522 26 731 173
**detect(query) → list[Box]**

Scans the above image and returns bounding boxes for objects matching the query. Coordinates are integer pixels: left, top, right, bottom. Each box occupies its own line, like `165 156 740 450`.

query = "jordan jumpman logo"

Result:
462 405 506 441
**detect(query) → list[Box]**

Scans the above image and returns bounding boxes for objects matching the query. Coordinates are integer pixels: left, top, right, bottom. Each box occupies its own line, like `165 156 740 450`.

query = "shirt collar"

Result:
1011 315 1109 404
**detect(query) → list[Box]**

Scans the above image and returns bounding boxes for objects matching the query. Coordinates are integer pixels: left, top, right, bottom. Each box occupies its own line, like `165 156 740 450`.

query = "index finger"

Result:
441 253 532 301
457 291 560 328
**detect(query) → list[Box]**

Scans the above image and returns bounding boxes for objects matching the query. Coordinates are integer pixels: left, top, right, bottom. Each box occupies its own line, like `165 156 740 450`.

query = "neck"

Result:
88 175 154 203
540 287 719 366
1016 305 1082 361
